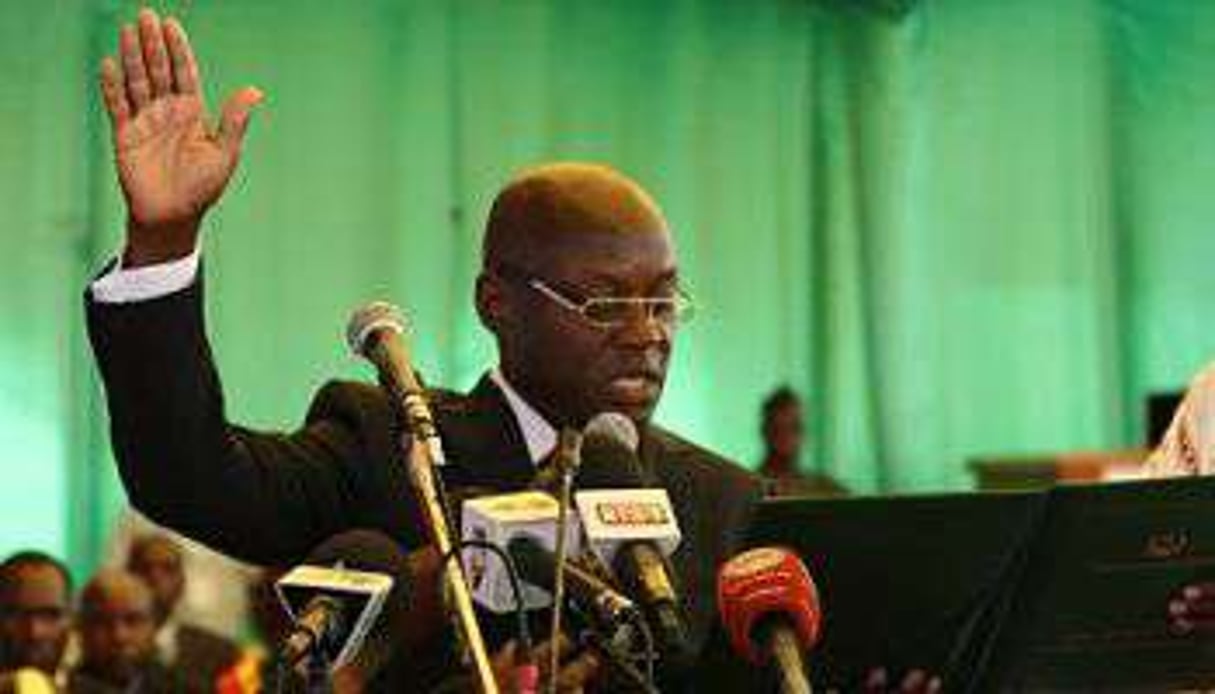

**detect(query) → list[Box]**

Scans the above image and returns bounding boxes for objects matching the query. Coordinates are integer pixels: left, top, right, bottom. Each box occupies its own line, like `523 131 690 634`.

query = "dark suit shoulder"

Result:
304 379 495 426
645 425 764 494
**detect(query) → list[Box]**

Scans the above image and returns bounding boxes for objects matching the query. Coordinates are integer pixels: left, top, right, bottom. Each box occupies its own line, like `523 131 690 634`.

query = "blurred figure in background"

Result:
126 534 239 691
68 570 189 693
758 386 848 497
107 509 254 641
0 552 75 690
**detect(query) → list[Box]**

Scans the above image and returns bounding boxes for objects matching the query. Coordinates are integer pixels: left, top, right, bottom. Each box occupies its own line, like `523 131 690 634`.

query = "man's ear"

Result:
475 272 505 336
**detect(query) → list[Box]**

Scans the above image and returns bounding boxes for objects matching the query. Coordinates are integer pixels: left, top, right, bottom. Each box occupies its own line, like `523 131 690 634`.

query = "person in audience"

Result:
107 509 255 641
0 552 74 688
757 386 848 497
126 534 239 690
68 570 188 693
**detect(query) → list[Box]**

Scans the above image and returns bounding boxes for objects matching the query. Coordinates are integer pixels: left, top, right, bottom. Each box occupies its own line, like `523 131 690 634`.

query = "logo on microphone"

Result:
594 500 670 527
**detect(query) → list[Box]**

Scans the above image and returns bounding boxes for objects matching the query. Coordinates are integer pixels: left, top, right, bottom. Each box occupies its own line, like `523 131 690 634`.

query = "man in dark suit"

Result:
87 7 762 689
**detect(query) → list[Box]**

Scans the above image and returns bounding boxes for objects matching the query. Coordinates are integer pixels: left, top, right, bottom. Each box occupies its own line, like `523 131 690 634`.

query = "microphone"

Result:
276 530 409 673
574 413 691 665
717 547 822 694
346 302 498 693
507 535 641 638
459 490 639 635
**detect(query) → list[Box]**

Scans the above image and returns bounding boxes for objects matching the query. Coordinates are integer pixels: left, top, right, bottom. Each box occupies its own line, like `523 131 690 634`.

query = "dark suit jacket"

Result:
85 279 763 687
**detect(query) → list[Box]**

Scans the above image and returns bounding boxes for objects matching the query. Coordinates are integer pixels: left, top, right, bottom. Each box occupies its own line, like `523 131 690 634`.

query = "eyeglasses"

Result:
493 264 695 331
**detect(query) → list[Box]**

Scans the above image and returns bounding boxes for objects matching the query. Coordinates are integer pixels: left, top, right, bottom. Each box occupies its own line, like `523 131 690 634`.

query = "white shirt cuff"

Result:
90 246 202 304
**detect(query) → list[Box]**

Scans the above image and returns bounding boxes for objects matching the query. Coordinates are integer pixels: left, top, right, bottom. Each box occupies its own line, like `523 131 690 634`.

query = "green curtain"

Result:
4 0 1215 576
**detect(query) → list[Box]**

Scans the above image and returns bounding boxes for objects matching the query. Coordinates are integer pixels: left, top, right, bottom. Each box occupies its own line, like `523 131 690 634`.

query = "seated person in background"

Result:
126 534 239 690
1143 363 1215 634
757 387 848 497
68 570 190 694
107 508 255 641
0 552 75 689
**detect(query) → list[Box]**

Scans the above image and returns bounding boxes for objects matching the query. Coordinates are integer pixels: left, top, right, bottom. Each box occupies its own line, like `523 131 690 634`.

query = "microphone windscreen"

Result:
584 412 639 453
306 529 412 581
716 546 821 665
345 301 407 356
300 529 413 674
579 413 648 489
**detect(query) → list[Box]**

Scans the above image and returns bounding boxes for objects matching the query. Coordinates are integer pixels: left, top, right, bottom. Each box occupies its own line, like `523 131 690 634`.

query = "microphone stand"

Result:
377 338 498 693
548 428 581 693
304 650 333 694
767 628 813 694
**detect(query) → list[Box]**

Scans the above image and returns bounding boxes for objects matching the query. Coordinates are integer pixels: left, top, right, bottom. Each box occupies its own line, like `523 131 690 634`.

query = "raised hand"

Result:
98 8 263 267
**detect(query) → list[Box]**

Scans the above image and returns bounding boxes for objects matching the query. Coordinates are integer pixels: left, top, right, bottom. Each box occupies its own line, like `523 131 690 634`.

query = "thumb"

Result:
217 86 264 156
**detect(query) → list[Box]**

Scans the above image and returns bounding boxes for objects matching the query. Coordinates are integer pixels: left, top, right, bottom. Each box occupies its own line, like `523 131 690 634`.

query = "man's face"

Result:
127 539 183 624
0 564 71 673
766 404 804 460
79 583 156 684
498 229 678 426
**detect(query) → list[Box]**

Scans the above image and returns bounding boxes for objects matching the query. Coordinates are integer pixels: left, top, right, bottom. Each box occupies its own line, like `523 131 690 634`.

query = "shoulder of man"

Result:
643 424 764 494
301 380 479 436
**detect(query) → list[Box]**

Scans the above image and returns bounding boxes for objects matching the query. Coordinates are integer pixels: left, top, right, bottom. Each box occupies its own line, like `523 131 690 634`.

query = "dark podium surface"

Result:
724 477 1215 692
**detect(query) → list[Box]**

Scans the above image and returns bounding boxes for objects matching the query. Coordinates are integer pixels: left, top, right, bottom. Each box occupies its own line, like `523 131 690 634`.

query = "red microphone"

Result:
717 547 822 694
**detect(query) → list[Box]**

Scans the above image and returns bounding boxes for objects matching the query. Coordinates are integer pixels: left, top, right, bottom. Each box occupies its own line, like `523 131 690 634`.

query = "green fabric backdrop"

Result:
3 0 1215 576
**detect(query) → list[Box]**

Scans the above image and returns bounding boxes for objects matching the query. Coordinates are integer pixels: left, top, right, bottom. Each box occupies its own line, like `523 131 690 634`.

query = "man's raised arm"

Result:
85 9 411 565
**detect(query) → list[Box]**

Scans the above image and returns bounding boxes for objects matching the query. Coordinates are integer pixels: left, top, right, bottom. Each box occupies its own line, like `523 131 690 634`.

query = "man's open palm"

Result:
99 8 262 263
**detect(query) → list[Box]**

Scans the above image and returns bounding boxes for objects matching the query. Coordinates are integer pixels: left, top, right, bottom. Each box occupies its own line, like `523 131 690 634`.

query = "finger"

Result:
217 87 265 156
99 57 131 128
926 677 943 694
556 651 600 692
863 667 888 692
900 670 928 692
119 24 152 110
1179 597 1215 619
1184 584 1215 601
532 633 574 671
138 8 173 98
163 17 200 95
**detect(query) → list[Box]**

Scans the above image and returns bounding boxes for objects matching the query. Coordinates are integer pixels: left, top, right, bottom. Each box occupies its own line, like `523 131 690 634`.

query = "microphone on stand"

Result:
276 530 409 678
717 547 822 694
575 413 692 668
346 302 498 693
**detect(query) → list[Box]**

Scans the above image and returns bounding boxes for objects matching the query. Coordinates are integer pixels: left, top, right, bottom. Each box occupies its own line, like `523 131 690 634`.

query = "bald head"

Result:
78 570 156 684
483 162 669 271
80 570 152 619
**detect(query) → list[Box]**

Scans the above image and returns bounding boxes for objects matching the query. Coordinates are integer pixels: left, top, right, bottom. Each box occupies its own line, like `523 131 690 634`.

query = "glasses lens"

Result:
583 298 687 327
583 299 639 325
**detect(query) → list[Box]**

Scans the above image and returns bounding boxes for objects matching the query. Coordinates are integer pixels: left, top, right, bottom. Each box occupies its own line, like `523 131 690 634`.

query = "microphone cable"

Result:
441 539 535 686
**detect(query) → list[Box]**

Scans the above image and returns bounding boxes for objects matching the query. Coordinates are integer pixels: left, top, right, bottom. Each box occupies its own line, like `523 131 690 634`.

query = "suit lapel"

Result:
434 374 536 489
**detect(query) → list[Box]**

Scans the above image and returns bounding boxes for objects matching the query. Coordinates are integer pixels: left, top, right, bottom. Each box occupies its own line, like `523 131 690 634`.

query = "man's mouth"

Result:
605 374 661 405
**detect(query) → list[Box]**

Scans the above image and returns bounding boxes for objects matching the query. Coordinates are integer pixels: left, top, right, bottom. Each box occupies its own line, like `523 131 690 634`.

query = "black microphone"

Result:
576 413 693 668
277 529 411 675
506 534 640 638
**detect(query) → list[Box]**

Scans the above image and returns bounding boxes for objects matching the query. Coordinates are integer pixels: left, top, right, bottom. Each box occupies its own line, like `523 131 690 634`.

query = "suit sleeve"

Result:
85 277 419 565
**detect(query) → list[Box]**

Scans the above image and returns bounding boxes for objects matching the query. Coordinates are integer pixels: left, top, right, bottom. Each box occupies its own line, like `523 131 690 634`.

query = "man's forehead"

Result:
484 162 671 269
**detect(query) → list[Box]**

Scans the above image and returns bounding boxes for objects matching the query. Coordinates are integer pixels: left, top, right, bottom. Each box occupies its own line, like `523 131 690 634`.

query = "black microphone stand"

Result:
304 650 333 694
